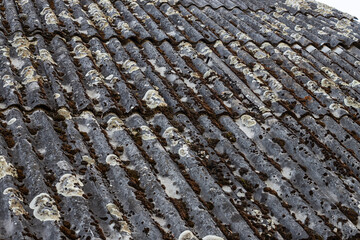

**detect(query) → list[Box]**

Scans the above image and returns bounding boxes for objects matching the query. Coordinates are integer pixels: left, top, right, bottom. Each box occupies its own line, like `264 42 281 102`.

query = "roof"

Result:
1 0 360 239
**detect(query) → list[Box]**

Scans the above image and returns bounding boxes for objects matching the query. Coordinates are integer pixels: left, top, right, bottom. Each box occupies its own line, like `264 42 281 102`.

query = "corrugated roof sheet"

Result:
1 0 360 239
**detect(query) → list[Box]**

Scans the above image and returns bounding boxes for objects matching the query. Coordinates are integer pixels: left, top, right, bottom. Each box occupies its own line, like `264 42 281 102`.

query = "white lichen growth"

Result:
88 3 109 31
73 43 92 59
15 0 29 5
106 203 131 234
7 118 17 125
57 108 72 120
82 155 95 165
178 230 199 240
0 46 10 57
178 144 190 157
142 89 167 109
94 50 111 62
85 69 105 86
202 236 224 240
344 96 360 109
3 188 27 216
30 193 60 221
321 78 337 88
140 126 157 140
122 60 140 73
10 33 34 58
253 50 268 59
241 115 257 127
37 49 57 65
107 116 124 131
263 90 279 102
56 174 84 197
106 154 121 166
21 66 40 84
40 7 59 25
0 156 17 180
107 203 123 219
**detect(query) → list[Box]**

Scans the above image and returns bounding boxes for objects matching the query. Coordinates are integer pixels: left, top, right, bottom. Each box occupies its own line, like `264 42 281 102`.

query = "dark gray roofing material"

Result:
0 0 360 239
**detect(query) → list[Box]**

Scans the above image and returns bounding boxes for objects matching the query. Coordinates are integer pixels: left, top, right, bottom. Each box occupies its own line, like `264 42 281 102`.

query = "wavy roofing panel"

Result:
0 0 360 239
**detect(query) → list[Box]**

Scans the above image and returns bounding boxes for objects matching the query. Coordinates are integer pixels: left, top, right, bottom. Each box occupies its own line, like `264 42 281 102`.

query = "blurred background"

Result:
318 0 360 19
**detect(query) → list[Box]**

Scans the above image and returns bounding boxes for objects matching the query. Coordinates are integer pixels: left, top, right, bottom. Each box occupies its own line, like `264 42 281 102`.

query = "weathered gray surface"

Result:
0 0 360 239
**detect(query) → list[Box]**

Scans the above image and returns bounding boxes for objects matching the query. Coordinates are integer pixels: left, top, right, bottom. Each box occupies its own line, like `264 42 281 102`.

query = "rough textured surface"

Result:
0 0 360 239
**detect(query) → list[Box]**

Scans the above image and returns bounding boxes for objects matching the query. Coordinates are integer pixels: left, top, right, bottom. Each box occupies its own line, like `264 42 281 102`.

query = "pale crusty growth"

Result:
37 49 57 65
7 118 17 125
178 230 224 240
0 156 17 180
106 203 131 234
178 230 199 240
142 89 167 109
88 3 109 31
56 174 84 197
240 115 257 127
178 144 190 157
344 96 360 109
57 108 72 120
106 203 123 219
106 154 121 166
107 116 124 131
82 155 95 165
73 43 92 59
10 33 34 58
3 188 27 216
202 236 224 240
40 7 59 25
29 193 60 221
140 126 157 140
21 66 40 85
122 60 140 73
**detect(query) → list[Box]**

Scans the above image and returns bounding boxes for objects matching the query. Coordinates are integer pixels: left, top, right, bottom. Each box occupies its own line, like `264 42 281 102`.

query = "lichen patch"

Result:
142 89 167 109
30 193 60 221
40 7 59 25
0 156 17 180
106 203 131 234
10 33 34 59
8 198 27 216
3 187 27 215
73 43 92 59
21 66 40 84
106 154 121 166
107 116 124 131
56 174 84 197
203 236 224 240
344 97 360 109
241 115 257 127
107 203 123 219
82 155 95 165
57 108 72 120
37 49 57 65
122 60 139 73
178 230 199 240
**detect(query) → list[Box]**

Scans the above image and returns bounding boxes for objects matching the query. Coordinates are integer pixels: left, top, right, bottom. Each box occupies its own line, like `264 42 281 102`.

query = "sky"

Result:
317 0 360 19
